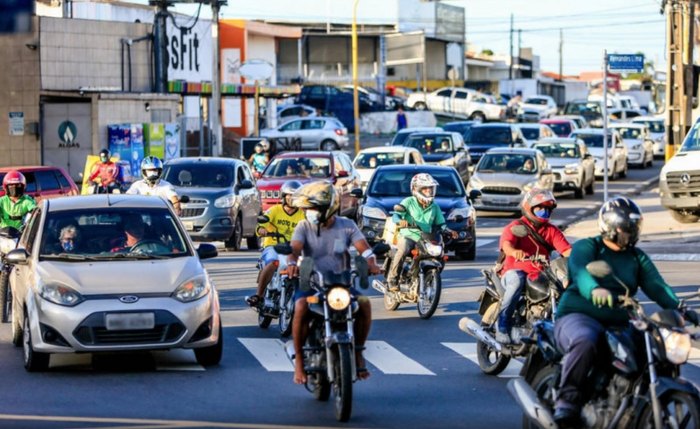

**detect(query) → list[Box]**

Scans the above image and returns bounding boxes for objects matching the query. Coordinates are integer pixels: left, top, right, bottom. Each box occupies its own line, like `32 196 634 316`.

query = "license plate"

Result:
105 313 155 331
183 221 194 231
492 198 509 205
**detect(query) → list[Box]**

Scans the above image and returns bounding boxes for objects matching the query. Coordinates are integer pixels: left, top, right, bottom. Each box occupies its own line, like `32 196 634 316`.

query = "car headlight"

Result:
214 194 237 208
660 327 691 365
39 282 84 306
172 276 210 303
468 176 483 190
523 181 539 192
424 242 443 257
447 207 471 222
362 206 387 220
631 144 641 151
564 164 579 174
327 287 351 311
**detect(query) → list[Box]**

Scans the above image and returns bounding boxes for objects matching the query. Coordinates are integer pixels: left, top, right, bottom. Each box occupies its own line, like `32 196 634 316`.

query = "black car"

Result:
464 123 526 166
402 132 471 185
357 165 477 260
443 120 477 140
295 85 375 129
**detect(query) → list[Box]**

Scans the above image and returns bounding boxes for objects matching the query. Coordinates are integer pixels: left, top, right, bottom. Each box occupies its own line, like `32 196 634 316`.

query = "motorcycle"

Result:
0 226 20 326
87 181 123 194
372 205 449 320
459 224 568 375
252 215 296 337
286 242 389 422
509 260 700 429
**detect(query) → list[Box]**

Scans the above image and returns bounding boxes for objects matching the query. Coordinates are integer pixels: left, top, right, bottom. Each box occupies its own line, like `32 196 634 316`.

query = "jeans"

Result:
387 236 416 285
497 270 526 333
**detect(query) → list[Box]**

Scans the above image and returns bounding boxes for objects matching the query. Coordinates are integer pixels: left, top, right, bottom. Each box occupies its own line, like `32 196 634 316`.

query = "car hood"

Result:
663 151 700 174
256 176 319 190
365 195 467 215
36 257 203 295
471 171 536 187
546 157 580 168
171 187 233 200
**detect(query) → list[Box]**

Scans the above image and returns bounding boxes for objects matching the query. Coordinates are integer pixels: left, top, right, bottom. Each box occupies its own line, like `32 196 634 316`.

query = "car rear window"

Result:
534 143 580 158
546 122 572 137
520 128 541 140
477 154 537 174
263 157 331 178
163 164 234 188
368 169 464 198
572 133 611 148
0 171 37 193
467 127 513 145
405 135 453 154
56 171 72 189
36 170 61 191
354 152 404 168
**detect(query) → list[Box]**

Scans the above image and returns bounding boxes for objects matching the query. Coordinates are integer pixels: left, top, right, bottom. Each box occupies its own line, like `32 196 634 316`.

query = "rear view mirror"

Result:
239 179 254 190
372 242 391 256
350 188 363 198
0 226 20 239
179 195 190 204
196 243 218 260
5 248 28 265
468 189 482 202
337 170 350 178
257 215 270 224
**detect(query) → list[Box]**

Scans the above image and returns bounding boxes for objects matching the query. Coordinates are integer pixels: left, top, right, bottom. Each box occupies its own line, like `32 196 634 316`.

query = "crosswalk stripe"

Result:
441 342 522 378
238 338 294 372
476 238 496 248
364 340 435 375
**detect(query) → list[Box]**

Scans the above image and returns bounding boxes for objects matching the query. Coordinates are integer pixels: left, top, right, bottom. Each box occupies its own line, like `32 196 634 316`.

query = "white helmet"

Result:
410 173 438 206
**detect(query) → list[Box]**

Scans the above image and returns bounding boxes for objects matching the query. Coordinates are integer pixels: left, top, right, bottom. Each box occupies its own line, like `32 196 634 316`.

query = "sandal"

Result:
355 347 370 380
246 295 261 307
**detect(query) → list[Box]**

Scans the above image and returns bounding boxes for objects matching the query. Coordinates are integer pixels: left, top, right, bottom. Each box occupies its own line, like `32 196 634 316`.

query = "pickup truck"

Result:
406 87 505 122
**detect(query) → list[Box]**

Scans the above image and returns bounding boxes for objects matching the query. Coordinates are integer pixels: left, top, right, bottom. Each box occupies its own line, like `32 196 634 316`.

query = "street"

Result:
0 163 697 429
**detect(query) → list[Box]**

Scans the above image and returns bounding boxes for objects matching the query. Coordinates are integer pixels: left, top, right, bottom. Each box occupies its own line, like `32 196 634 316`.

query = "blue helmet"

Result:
141 156 164 185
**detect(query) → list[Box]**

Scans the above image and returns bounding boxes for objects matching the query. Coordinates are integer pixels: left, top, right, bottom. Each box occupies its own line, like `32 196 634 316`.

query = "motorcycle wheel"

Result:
636 391 700 429
312 373 331 402
417 269 441 320
0 269 11 323
383 291 400 311
476 333 511 376
522 365 558 429
278 289 294 337
334 343 354 422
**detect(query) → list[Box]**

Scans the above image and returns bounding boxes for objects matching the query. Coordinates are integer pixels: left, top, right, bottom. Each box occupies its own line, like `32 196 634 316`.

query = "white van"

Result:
660 118 700 223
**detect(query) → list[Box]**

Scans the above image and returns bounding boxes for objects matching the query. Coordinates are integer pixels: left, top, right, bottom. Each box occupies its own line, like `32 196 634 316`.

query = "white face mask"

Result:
306 209 321 225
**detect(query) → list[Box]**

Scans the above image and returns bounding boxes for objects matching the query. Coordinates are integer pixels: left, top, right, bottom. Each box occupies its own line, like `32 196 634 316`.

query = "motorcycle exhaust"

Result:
284 340 296 363
458 317 502 353
506 378 557 429
372 279 386 294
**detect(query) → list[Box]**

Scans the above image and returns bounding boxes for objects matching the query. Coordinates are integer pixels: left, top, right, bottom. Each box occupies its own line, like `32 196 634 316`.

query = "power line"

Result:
468 18 663 34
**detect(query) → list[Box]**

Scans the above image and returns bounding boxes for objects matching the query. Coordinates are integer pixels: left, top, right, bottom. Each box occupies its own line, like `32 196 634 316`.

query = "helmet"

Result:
280 180 302 206
99 149 110 162
522 188 557 225
292 181 339 224
598 197 643 250
2 170 26 198
411 173 439 206
141 156 164 185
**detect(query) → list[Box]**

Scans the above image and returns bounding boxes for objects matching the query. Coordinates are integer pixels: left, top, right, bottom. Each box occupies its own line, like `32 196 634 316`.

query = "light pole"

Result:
352 0 360 155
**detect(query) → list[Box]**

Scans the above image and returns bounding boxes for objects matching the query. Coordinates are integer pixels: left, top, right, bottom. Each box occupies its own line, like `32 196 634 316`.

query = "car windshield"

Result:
534 143 580 158
39 208 191 260
467 127 512 145
635 121 664 133
263 157 331 178
565 102 602 116
615 127 643 139
680 121 700 152
477 154 538 174
546 122 573 137
524 98 548 105
520 128 541 140
368 170 464 198
163 164 233 188
572 133 611 148
405 135 453 154
354 152 405 169
390 131 415 146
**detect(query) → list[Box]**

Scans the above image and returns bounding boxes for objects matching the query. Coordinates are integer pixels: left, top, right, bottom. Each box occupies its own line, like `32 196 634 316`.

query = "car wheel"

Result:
470 112 486 123
670 210 700 224
413 102 427 111
610 162 618 180
11 302 21 347
23 313 49 372
225 216 242 251
647 153 653 167
620 162 628 178
320 140 339 151
194 322 223 367
246 236 260 251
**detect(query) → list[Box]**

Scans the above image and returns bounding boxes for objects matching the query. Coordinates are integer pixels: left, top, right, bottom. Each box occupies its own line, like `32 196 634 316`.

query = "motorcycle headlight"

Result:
214 194 237 208
362 206 387 220
660 327 691 365
172 276 210 303
564 164 579 174
447 207 471 222
327 287 351 311
523 181 539 192
424 242 443 257
39 282 84 306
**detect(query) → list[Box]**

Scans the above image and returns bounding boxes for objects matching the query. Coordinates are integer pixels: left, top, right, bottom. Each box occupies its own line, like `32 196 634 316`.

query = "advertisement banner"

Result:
164 123 181 161
81 155 121 195
130 123 145 180
108 124 131 164
166 17 212 83
144 123 165 159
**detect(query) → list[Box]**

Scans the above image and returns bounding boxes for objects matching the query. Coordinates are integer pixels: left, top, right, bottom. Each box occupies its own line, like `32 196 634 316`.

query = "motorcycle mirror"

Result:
393 204 406 213
354 255 370 289
372 241 391 256
586 261 613 279
257 215 270 224
511 225 528 238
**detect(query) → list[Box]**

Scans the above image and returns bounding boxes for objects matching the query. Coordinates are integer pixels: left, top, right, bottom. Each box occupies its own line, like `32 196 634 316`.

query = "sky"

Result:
124 0 667 76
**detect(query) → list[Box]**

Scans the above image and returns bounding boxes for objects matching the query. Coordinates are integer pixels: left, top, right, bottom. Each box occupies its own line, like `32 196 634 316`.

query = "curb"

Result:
558 175 660 232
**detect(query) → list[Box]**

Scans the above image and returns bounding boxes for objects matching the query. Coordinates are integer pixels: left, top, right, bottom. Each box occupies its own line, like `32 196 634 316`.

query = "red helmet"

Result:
3 170 27 197
521 188 557 225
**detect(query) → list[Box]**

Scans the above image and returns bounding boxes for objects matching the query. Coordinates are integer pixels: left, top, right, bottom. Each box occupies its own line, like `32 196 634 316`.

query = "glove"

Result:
684 309 700 326
591 288 613 308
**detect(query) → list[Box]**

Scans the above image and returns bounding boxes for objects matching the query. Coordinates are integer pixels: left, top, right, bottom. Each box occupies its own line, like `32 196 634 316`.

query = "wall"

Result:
40 17 152 92
219 20 247 137
360 111 436 135
0 17 41 166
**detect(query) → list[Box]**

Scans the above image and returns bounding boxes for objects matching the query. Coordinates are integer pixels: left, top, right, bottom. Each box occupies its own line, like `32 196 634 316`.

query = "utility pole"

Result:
558 28 563 81
517 29 522 77
211 0 222 157
352 0 360 155
151 0 169 93
509 13 514 80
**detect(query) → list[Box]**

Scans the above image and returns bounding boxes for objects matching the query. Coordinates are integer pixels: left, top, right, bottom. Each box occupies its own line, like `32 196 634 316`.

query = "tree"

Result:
480 49 494 56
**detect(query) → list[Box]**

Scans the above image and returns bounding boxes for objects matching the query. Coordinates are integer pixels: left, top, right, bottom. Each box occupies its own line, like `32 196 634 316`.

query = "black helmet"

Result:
598 197 643 250
280 180 302 206
99 149 110 162
292 181 339 223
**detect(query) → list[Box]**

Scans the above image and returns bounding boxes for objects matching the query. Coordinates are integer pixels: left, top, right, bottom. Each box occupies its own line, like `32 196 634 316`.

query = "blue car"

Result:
357 165 477 260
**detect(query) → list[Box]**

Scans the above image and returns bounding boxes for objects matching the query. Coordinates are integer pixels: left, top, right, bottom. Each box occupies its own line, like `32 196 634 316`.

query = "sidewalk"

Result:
564 188 700 261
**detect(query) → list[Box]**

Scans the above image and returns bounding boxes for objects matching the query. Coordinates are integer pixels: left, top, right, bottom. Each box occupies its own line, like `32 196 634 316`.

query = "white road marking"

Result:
441 342 523 378
576 209 588 215
649 254 700 262
364 340 435 375
476 238 496 248
689 348 700 367
238 338 294 372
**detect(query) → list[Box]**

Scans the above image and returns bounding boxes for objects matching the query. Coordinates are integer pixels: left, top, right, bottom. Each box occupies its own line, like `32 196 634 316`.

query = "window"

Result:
454 91 468 99
20 209 41 254
437 89 452 97
338 153 353 172
280 120 302 131
236 167 246 184
162 164 234 188
23 172 37 193
303 119 325 130
36 170 61 191
56 171 72 190
281 107 298 117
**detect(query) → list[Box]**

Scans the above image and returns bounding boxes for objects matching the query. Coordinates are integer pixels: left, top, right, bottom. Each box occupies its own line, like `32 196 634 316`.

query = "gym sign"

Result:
166 16 212 82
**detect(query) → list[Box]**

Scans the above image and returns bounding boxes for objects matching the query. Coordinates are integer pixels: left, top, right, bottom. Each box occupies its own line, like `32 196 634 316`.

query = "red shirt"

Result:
89 161 119 185
499 217 571 278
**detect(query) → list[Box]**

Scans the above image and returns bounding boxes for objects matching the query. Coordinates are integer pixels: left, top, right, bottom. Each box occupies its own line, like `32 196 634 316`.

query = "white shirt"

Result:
126 179 178 201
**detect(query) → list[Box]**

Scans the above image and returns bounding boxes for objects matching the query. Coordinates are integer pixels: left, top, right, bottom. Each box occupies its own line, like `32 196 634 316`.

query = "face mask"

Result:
100 156 108 163
534 207 552 219
61 240 75 252
306 209 321 225
7 186 22 198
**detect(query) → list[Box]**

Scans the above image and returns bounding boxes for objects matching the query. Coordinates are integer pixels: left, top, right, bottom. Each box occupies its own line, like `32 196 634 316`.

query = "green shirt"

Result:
557 236 679 326
0 195 36 230
392 196 446 242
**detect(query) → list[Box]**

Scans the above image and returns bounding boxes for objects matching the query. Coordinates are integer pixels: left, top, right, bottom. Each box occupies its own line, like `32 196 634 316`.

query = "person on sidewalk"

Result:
396 105 408 131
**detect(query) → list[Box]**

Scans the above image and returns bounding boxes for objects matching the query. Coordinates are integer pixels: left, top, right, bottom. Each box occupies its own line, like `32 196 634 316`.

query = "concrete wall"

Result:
0 17 41 167
360 111 436 135
40 17 152 92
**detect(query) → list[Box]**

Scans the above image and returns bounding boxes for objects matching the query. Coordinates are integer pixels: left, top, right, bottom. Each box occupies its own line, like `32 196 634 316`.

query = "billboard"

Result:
386 32 425 66
436 3 465 43
166 16 212 82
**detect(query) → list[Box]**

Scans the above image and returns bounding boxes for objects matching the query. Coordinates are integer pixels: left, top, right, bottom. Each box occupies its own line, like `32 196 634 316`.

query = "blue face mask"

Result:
61 240 75 252
534 207 552 219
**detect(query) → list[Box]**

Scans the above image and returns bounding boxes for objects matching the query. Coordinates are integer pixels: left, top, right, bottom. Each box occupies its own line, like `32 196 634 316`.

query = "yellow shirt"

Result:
257 204 305 248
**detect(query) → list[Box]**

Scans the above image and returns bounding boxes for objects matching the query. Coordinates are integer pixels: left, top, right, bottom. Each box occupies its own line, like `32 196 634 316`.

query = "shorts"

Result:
260 246 278 267
294 286 362 302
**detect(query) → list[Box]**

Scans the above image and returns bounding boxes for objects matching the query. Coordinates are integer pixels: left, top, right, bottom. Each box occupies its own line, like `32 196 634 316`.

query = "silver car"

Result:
260 116 349 151
533 138 595 199
467 148 554 212
6 195 222 372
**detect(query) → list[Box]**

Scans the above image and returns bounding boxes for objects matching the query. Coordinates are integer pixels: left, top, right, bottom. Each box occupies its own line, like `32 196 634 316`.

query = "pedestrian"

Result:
396 105 408 131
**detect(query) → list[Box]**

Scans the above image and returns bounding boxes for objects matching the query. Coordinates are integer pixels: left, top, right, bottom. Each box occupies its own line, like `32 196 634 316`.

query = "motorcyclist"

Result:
495 188 571 344
286 181 381 385
248 142 269 177
0 171 36 230
246 180 305 308
386 173 457 292
88 149 121 192
552 197 697 427
126 156 181 215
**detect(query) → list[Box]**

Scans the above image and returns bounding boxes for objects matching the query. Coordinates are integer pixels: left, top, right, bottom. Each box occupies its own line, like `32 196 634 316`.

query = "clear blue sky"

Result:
126 0 667 75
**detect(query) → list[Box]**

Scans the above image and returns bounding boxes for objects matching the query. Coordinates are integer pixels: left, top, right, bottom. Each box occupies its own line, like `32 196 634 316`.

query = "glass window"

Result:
56 171 71 190
572 133 612 148
163 164 234 188
436 89 452 97
368 169 464 197
477 154 538 174
615 127 643 140
263 157 331 178
534 143 580 158
520 127 541 141
466 127 513 145
405 135 453 154
36 170 61 191
454 91 468 99
546 122 573 137
303 119 325 130
635 120 664 133
354 152 405 168
524 98 548 105
280 120 302 131
338 153 353 172
20 209 41 253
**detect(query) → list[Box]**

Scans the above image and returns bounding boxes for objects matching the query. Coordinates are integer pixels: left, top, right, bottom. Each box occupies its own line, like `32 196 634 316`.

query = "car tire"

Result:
470 112 486 123
457 243 476 261
610 162 618 180
246 236 260 251
0 269 11 323
23 313 49 372
413 102 427 111
670 210 700 224
225 216 242 251
194 322 223 367
320 140 339 151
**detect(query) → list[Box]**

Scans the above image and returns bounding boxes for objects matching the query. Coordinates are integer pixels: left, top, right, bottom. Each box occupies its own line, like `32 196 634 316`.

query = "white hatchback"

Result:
570 128 628 180
609 123 654 168
352 146 425 190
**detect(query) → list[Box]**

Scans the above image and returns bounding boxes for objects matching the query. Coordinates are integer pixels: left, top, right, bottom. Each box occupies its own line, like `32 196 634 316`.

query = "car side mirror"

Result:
468 189 482 202
196 243 218 260
179 195 190 204
393 204 406 213
337 170 350 178
239 179 254 190
350 188 363 198
584 153 592 159
6 248 29 265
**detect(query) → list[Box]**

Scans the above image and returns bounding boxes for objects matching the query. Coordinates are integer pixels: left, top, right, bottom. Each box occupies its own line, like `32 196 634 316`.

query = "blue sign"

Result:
0 0 32 34
607 54 645 73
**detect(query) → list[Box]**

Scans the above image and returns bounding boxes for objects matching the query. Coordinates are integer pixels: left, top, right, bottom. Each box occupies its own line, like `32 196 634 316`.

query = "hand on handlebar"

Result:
398 220 409 228
257 227 268 237
592 288 614 308
287 263 299 278
512 249 526 261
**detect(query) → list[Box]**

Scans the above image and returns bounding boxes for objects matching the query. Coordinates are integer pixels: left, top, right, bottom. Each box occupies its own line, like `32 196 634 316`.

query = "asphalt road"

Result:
0 162 692 429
